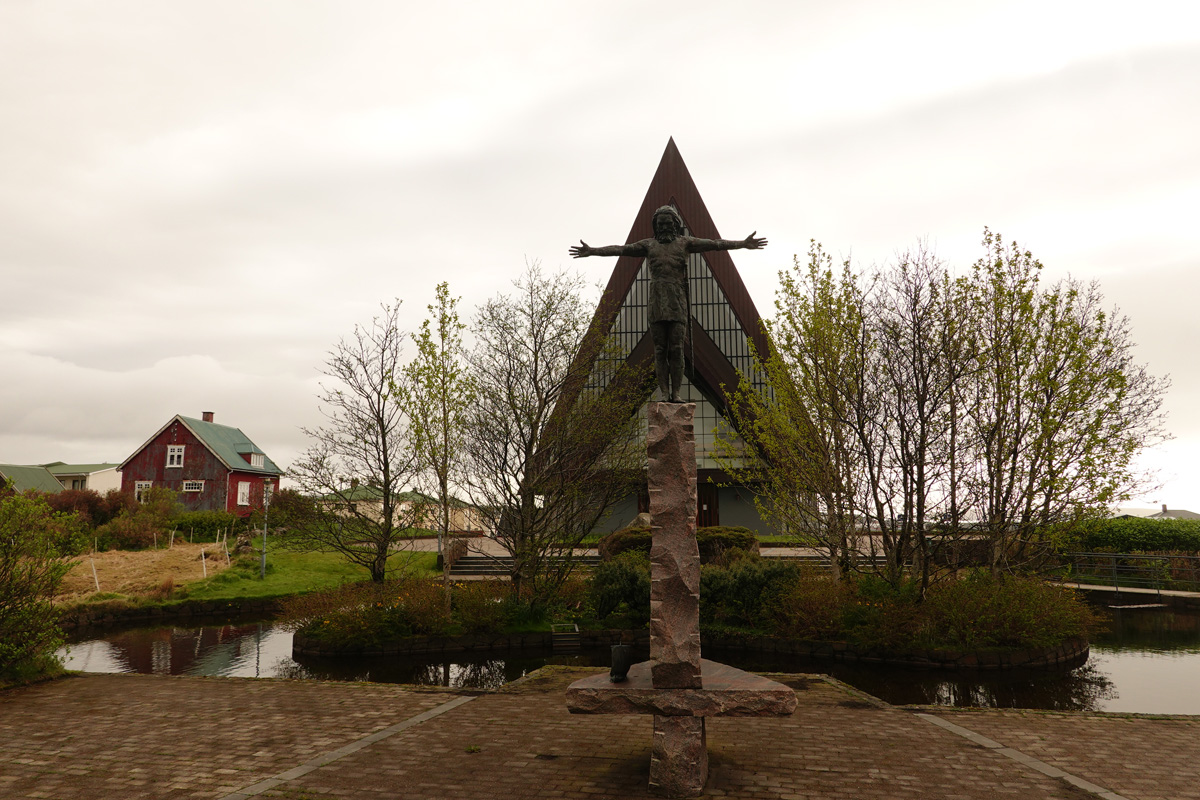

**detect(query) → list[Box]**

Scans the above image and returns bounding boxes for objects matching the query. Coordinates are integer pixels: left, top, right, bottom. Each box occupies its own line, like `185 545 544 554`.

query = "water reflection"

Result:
60 621 626 689
59 602 1200 714
700 647 1117 711
62 621 292 679
1098 603 1200 653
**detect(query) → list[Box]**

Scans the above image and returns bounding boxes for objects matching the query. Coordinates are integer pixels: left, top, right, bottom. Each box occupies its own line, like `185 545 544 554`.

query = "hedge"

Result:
598 525 760 562
1081 517 1200 553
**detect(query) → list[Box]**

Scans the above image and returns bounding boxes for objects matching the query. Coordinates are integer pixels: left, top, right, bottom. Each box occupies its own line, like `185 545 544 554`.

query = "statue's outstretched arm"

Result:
570 240 649 259
686 232 767 253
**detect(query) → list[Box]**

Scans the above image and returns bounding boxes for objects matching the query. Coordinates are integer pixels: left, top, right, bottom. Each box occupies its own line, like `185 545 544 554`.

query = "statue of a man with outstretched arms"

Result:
571 205 766 402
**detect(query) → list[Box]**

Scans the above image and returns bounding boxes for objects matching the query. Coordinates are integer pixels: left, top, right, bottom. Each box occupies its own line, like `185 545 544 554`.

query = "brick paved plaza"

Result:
1 667 1196 800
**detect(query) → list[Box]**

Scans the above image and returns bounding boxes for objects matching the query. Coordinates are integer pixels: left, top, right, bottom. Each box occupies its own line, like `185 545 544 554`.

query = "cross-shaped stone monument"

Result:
567 402 797 798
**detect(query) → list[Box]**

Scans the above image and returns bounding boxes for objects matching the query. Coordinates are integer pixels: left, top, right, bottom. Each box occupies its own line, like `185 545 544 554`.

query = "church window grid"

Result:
585 254 769 397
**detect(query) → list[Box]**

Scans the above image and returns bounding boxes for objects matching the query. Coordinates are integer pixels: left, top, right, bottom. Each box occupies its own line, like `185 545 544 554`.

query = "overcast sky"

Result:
2 1 1198 509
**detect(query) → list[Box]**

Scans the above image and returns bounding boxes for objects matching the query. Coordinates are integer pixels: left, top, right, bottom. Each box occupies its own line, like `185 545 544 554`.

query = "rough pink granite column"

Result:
649 716 708 798
646 402 707 797
647 402 702 689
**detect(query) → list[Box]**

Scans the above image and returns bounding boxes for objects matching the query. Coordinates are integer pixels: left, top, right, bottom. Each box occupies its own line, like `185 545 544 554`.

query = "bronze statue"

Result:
571 206 766 402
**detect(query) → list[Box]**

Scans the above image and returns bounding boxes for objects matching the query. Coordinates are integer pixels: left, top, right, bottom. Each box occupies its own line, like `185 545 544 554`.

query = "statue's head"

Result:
652 206 684 242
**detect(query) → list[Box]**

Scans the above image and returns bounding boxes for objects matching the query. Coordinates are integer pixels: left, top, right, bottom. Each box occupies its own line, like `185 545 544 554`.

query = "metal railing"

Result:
1053 552 1200 596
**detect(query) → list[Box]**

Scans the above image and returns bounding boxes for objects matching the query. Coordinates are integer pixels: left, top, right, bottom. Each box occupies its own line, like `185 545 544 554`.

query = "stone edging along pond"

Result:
292 627 1089 671
57 598 1088 671
57 597 284 631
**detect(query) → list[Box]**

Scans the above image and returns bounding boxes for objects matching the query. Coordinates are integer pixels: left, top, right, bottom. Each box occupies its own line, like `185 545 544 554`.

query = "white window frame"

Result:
250 453 264 468
135 481 153 502
166 445 185 468
182 480 205 493
237 481 250 506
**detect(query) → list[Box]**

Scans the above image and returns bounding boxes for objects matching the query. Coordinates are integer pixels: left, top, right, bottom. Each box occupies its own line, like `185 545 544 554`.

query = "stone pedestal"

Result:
647 402 702 689
647 402 703 795
565 659 800 718
651 717 707 798
565 402 796 799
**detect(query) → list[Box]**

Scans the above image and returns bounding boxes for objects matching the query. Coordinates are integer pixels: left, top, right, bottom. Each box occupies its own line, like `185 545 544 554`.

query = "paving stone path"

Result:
1 668 1196 799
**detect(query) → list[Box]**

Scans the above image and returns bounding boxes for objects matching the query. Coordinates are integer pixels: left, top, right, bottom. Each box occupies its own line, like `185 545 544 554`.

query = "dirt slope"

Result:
56 542 233 603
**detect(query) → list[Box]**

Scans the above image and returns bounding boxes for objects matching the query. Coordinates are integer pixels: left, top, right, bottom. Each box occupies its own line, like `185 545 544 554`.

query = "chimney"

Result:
202 411 214 423
1163 503 1168 514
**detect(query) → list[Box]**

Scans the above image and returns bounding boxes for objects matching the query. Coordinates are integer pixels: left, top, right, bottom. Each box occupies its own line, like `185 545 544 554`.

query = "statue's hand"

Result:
569 240 591 258
743 231 767 250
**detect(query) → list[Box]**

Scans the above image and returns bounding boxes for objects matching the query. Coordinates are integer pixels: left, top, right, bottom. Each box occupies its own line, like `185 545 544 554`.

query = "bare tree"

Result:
286 302 423 583
868 246 979 590
463 263 642 609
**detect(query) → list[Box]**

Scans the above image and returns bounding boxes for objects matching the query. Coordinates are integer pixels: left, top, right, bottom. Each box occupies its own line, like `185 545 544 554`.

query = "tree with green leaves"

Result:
287 301 424 583
402 281 471 589
718 241 875 581
720 231 1169 583
964 229 1169 573
0 486 83 680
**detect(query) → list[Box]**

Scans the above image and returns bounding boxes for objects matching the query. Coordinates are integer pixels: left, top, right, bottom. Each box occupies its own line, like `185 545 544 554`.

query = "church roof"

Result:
576 137 770 414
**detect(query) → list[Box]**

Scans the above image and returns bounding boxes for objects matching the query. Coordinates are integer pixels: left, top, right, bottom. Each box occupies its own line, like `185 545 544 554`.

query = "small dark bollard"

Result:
610 644 634 682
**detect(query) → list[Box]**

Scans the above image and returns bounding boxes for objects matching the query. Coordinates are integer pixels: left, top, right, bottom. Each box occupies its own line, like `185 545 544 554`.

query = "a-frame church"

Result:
578 139 777 535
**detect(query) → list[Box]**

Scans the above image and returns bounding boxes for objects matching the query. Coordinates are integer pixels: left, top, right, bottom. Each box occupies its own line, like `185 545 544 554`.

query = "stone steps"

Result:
448 554 601 578
762 552 891 568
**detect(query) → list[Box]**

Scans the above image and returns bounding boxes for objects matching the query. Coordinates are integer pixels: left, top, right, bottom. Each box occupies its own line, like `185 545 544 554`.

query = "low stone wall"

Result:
1064 585 1200 611
703 632 1089 670
292 628 651 658
58 597 284 631
293 625 1081 670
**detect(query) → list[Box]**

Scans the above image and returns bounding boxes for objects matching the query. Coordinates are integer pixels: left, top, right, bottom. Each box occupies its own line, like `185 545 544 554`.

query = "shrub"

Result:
175 510 240 542
551 570 592 618
700 557 800 628
696 526 760 561
285 578 455 647
765 570 850 640
719 567 1100 653
920 574 1101 650
41 489 106 528
251 488 316 532
452 580 513 633
590 551 651 621
599 525 761 564
0 493 82 679
95 487 183 550
95 514 157 550
598 527 651 560
100 489 139 524
136 486 182 526
838 576 923 651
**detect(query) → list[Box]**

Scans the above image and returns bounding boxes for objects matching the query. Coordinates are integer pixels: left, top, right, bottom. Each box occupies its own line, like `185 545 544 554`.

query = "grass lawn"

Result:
180 549 440 601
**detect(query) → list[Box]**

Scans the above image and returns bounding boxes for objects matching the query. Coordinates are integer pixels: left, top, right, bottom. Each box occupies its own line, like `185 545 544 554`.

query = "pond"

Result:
59 602 1200 715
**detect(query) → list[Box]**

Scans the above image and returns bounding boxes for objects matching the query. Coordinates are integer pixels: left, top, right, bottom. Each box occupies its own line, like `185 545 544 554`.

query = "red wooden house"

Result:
119 412 284 517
